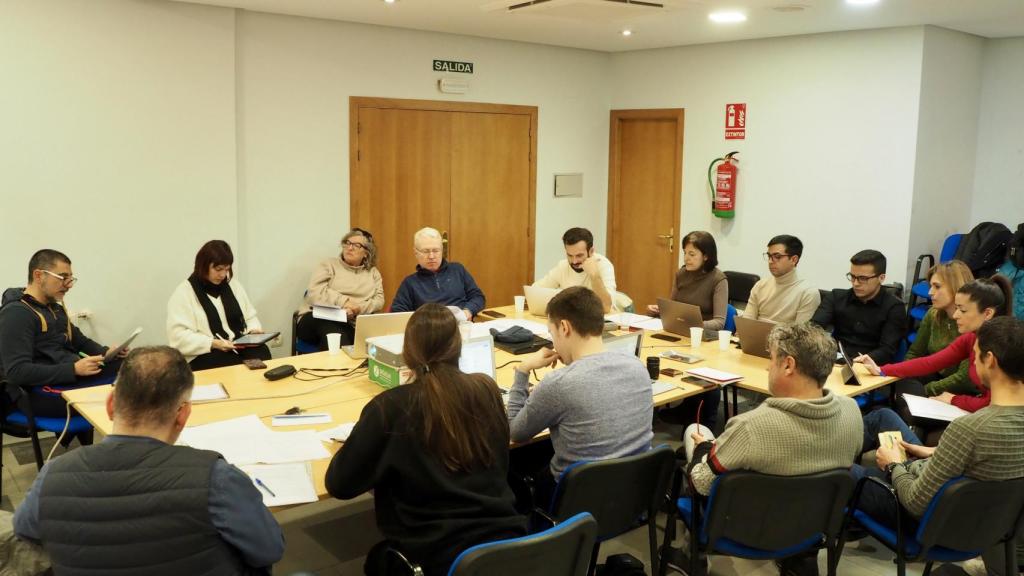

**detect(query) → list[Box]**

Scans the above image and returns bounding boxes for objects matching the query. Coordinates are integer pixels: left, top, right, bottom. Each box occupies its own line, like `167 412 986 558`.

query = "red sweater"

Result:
881 332 988 412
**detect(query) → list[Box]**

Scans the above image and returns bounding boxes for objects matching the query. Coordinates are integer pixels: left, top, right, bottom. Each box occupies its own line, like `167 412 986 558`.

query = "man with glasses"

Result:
744 235 820 324
812 249 907 363
0 249 126 423
13 346 284 574
391 227 485 320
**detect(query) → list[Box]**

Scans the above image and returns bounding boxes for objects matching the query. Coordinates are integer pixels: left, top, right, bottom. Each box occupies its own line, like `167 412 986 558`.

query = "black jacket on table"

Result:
812 287 907 364
325 379 526 576
0 292 106 390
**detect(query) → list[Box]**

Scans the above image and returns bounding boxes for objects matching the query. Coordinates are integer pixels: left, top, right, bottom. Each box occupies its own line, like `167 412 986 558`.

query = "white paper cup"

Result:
690 327 704 349
718 330 732 350
326 333 342 355
514 295 526 314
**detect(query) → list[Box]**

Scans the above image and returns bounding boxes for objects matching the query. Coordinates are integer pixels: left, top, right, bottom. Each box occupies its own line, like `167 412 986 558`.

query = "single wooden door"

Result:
351 107 452 303
449 112 533 308
607 109 684 311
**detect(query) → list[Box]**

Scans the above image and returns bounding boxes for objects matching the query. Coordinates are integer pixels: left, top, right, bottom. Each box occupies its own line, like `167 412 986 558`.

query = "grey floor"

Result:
2 411 973 576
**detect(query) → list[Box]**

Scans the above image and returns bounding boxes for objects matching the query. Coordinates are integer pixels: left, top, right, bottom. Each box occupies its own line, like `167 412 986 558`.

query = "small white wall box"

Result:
554 173 583 198
438 78 469 94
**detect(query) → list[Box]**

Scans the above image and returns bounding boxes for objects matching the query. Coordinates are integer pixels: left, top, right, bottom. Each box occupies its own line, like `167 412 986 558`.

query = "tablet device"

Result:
104 327 143 362
233 331 280 347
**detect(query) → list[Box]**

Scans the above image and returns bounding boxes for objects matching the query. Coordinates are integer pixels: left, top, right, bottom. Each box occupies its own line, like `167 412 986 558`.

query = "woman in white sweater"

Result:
167 240 270 370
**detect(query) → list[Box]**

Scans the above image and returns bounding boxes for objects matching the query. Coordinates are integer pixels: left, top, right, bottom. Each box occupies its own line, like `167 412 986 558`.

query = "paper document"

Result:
241 463 318 507
177 414 331 465
271 413 332 427
685 367 743 384
318 422 357 442
190 383 229 402
903 394 970 422
878 431 908 461
605 313 663 331
312 305 347 323
447 306 470 323
651 381 678 396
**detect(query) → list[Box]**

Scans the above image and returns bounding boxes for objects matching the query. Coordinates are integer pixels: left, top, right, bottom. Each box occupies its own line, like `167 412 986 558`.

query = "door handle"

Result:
441 230 449 260
657 228 675 253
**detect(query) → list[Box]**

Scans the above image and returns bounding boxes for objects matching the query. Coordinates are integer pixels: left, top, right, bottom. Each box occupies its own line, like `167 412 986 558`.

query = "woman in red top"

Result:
858 275 1013 412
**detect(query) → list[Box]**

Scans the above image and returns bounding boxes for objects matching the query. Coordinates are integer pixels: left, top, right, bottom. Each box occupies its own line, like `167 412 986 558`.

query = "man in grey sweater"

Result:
507 286 653 498
682 322 863 576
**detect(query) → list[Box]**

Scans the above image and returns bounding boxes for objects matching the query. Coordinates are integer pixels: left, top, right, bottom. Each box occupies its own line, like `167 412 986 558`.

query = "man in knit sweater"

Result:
744 235 821 324
859 317 1024 572
686 322 863 495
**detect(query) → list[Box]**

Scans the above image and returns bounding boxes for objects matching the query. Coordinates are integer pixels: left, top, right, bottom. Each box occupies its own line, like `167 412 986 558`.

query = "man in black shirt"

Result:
812 249 907 364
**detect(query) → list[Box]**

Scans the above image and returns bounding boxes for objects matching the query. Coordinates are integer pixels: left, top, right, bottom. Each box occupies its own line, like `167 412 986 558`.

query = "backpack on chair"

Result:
954 222 1013 278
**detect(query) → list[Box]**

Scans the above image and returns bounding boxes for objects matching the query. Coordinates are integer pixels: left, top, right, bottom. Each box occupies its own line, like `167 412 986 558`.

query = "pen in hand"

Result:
78 351 105 367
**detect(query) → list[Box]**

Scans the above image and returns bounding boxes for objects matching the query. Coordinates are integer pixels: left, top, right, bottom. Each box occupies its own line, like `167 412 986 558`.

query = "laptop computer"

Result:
657 298 713 339
343 311 414 359
837 341 864 386
734 315 775 359
523 285 560 317
459 334 497 380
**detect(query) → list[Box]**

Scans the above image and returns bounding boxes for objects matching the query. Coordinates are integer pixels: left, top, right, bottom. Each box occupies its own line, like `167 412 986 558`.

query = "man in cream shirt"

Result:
744 234 820 324
533 227 631 313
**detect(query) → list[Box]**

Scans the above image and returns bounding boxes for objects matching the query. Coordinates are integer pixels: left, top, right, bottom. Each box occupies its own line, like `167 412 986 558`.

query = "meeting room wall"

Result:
971 37 1024 226
907 27 984 278
235 11 612 351
0 0 238 350
608 27 926 293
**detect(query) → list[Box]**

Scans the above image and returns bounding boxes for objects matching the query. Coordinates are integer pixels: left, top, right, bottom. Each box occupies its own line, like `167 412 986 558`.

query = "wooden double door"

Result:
350 98 538 309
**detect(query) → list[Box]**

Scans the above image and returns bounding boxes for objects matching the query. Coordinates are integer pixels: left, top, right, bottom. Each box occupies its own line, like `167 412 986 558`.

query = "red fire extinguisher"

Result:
707 151 739 219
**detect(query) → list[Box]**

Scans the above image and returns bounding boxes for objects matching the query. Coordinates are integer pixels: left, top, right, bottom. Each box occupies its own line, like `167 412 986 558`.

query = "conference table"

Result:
62 304 895 507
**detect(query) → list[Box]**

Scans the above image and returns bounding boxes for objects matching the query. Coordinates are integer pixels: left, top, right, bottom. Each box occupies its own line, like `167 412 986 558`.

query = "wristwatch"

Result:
885 461 905 478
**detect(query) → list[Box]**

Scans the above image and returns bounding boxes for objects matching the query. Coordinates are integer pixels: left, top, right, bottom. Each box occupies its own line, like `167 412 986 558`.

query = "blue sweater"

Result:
391 261 486 316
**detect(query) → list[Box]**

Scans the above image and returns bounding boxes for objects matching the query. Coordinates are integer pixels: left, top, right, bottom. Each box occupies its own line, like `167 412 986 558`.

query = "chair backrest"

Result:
549 445 675 541
917 476 1024 555
725 304 737 333
940 233 964 264
448 512 597 576
702 469 854 552
724 271 759 305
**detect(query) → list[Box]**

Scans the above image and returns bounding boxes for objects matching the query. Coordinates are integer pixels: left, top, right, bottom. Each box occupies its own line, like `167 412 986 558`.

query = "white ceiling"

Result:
172 0 1024 52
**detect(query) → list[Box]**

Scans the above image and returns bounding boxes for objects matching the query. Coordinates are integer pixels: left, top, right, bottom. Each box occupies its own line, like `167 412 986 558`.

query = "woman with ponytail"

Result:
859 275 1014 413
325 303 525 576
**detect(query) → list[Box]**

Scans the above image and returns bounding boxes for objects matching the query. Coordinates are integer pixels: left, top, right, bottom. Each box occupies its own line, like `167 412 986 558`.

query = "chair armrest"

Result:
384 547 425 576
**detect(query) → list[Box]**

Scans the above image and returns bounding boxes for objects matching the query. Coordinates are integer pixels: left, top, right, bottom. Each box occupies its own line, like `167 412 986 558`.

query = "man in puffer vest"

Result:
13 346 284 575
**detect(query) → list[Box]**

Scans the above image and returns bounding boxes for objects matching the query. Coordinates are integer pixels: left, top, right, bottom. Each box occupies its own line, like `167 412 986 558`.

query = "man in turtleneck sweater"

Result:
743 234 820 324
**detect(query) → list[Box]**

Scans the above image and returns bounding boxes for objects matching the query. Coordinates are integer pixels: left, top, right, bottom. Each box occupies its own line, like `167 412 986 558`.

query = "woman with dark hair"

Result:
166 240 271 370
325 303 525 576
648 230 729 331
295 228 384 350
651 232 729 430
859 275 1015 413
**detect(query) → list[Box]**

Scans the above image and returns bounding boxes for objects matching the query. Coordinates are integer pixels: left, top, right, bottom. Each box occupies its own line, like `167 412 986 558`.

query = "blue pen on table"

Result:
78 351 104 367
254 478 276 498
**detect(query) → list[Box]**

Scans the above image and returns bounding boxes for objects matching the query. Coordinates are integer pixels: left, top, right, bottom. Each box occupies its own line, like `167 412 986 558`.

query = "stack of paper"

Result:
318 422 356 442
241 463 318 507
651 381 678 396
903 394 970 422
190 383 229 402
177 414 331 466
605 313 663 331
685 367 743 385
312 305 347 323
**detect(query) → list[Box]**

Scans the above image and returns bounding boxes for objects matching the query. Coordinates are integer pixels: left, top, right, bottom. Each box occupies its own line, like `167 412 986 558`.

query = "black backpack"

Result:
1008 223 1024 269
954 222 1013 278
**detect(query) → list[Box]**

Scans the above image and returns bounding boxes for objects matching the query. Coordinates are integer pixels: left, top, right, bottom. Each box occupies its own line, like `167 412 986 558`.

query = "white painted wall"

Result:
235 12 612 347
908 26 984 280
0 0 237 349
608 28 925 292
971 37 1024 226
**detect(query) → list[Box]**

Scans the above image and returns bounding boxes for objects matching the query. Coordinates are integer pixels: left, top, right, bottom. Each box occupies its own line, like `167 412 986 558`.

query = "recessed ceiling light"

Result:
383 0 397 4
709 11 747 23
846 0 880 4
621 29 633 37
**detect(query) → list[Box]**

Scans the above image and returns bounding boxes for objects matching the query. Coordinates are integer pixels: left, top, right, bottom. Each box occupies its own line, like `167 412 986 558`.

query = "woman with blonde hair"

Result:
295 228 384 350
325 303 525 575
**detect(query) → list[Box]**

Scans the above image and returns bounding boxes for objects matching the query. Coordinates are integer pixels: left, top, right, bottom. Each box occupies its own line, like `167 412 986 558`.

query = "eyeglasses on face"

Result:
342 240 367 251
847 273 881 284
416 248 443 256
40 269 77 285
763 252 792 263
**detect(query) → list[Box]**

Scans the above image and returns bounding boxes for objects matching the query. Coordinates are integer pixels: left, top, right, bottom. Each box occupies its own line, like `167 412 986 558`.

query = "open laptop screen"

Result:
459 336 497 380
604 332 642 358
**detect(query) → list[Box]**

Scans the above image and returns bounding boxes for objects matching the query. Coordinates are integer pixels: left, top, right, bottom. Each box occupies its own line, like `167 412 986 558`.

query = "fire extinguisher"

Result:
707 151 739 219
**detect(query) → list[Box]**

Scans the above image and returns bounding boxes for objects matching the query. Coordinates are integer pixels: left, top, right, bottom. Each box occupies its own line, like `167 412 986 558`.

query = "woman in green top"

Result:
895 260 974 420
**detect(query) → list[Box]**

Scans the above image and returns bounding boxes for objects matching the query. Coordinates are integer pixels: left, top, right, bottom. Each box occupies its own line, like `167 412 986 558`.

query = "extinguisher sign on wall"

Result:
725 103 746 140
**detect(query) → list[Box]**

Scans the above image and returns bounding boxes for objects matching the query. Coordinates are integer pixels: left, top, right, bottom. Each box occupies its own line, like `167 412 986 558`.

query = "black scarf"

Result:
188 275 247 340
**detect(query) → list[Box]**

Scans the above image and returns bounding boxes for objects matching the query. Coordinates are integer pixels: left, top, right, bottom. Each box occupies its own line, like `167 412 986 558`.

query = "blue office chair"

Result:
1 379 94 477
291 291 320 355
660 467 854 576
907 233 964 342
724 304 736 333
837 476 1024 576
384 512 599 576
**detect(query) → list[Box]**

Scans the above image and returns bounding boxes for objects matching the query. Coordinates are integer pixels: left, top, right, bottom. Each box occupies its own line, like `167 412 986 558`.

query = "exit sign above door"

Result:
434 60 474 74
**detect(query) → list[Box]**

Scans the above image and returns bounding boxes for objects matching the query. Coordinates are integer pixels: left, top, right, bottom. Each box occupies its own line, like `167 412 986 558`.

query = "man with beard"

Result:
533 227 630 313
